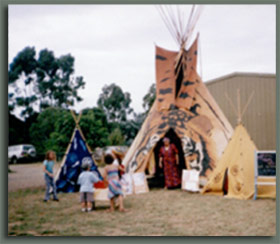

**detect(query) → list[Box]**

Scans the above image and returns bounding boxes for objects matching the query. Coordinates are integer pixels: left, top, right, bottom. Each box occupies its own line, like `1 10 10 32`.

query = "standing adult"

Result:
159 137 181 189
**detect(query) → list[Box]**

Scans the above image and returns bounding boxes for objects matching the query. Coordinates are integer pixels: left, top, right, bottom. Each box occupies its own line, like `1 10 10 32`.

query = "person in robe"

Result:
159 137 181 189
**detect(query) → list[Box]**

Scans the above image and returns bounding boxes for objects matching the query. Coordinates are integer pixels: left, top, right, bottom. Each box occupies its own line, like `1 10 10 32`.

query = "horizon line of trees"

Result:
9 46 156 156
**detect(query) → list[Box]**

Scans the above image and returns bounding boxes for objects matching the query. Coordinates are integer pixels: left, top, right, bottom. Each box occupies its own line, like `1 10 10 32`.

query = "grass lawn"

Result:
8 187 276 236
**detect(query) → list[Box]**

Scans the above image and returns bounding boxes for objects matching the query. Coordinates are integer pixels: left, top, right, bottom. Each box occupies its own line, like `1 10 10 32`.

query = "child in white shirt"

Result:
77 161 100 212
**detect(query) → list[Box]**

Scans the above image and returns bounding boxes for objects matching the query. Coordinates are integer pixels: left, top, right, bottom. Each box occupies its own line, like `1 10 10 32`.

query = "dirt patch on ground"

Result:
8 163 60 192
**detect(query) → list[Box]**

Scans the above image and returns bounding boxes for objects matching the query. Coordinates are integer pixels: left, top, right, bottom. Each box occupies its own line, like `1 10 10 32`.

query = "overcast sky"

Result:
8 4 276 115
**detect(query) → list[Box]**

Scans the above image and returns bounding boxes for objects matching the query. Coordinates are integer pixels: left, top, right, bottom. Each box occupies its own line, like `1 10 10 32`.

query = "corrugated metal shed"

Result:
205 72 276 150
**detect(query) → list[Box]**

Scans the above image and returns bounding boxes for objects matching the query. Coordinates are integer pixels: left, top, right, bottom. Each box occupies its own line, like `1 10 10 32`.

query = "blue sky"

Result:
8 4 276 116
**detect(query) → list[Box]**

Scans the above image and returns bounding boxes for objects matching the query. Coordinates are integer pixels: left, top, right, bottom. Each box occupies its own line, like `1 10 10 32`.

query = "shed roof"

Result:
205 72 276 86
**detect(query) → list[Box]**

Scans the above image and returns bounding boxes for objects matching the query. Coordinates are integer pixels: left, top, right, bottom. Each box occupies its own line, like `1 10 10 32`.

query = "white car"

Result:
8 144 36 164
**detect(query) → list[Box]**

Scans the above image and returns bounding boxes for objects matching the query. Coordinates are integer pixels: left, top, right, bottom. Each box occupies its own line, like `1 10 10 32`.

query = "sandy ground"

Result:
8 163 61 192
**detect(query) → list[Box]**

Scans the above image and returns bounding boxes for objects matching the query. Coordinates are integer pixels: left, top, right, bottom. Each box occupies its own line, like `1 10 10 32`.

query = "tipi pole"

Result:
73 111 98 164
241 91 255 119
198 34 203 79
237 89 241 124
77 111 82 124
76 125 92 152
54 126 78 181
55 110 80 181
70 110 78 125
225 89 255 127
225 92 239 119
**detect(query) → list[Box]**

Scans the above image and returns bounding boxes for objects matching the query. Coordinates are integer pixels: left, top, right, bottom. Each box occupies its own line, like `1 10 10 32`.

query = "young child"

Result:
43 150 59 202
77 161 100 212
103 154 126 212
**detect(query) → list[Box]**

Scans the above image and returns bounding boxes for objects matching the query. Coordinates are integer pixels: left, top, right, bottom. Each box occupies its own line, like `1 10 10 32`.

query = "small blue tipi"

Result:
55 111 103 193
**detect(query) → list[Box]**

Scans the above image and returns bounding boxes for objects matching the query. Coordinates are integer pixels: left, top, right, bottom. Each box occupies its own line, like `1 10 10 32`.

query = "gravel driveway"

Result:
8 162 61 192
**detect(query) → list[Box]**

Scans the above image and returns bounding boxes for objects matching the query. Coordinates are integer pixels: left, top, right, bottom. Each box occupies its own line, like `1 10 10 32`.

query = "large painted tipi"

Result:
122 6 233 185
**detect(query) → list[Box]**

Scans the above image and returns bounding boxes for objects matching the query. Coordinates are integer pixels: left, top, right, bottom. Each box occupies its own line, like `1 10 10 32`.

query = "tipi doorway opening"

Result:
222 168 229 195
148 128 186 188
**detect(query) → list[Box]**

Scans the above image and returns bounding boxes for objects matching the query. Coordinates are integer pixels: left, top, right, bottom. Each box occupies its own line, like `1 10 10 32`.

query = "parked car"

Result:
8 144 36 164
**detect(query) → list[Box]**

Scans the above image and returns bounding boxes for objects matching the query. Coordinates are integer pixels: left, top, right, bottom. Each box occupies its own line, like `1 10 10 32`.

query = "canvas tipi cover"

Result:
55 126 103 193
201 124 257 200
122 35 233 182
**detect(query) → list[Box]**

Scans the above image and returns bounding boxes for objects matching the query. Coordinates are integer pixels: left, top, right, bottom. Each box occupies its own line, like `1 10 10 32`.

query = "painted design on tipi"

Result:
56 128 102 193
122 6 233 182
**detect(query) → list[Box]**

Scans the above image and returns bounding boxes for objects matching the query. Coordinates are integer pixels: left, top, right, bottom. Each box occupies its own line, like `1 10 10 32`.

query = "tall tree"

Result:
9 47 85 120
97 83 133 124
29 107 70 155
142 83 156 114
79 109 110 149
120 112 145 145
108 127 125 145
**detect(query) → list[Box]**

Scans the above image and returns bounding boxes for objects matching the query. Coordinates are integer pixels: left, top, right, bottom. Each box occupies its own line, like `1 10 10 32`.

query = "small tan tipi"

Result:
201 123 257 199
202 90 275 199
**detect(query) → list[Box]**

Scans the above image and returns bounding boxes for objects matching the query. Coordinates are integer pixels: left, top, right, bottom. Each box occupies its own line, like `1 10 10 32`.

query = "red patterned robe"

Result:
159 144 181 188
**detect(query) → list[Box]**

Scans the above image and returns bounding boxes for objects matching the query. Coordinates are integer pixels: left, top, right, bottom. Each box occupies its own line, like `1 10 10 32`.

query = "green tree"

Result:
29 107 72 155
9 113 25 145
97 83 133 124
79 109 110 149
142 83 156 114
9 47 85 120
120 112 145 145
47 110 76 156
108 127 125 145
9 111 39 146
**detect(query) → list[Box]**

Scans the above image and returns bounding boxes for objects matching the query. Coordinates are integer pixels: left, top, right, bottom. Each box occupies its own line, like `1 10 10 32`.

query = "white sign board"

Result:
121 173 134 196
132 172 149 194
182 169 199 192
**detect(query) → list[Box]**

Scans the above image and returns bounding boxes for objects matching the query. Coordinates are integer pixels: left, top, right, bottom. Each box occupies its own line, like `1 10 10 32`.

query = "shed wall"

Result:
205 73 276 150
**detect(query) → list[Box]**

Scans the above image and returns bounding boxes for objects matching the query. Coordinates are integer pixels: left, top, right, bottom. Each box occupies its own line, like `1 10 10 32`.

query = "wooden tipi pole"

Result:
237 89 241 124
54 113 78 181
241 91 255 119
225 89 255 126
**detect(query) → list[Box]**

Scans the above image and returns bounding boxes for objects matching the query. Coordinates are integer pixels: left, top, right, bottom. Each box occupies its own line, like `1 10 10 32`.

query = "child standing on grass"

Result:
103 154 126 212
77 161 100 212
43 150 59 202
